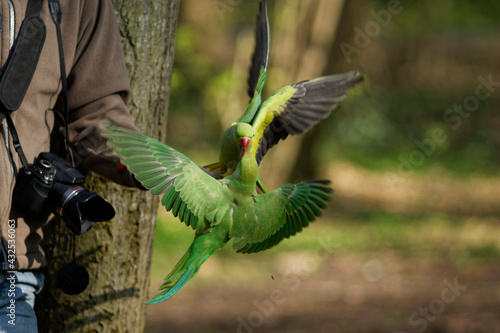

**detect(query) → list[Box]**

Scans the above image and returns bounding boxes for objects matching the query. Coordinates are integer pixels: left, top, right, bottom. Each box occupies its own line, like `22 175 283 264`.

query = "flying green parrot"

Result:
204 0 364 192
103 125 332 304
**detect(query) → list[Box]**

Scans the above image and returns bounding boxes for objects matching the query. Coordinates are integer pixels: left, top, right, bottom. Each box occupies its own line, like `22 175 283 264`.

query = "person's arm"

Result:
60 0 140 188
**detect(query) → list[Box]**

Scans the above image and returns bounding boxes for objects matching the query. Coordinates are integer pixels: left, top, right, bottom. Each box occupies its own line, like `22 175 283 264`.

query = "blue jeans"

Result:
0 271 44 333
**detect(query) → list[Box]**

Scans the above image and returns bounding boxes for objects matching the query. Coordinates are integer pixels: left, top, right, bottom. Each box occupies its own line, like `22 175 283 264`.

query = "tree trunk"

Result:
35 1 179 332
290 0 364 180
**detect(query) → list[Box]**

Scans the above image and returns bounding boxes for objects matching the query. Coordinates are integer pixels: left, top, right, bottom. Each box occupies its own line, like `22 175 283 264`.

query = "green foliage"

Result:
151 210 500 282
316 87 499 175
374 0 500 34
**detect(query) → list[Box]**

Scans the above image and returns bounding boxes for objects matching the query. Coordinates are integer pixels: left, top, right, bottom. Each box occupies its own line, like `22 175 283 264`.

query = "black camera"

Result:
12 152 115 235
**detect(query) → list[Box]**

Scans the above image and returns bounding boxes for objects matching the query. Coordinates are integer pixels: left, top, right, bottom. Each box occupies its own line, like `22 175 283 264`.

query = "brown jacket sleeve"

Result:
59 0 139 187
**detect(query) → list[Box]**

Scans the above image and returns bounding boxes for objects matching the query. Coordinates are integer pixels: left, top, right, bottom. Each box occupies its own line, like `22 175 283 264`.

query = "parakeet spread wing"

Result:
103 126 229 232
236 0 270 125
247 0 269 100
232 179 333 253
248 70 364 164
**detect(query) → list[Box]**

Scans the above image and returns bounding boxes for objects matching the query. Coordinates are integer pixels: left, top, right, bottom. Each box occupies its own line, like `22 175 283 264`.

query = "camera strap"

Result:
0 0 69 172
48 0 75 167
1 108 29 171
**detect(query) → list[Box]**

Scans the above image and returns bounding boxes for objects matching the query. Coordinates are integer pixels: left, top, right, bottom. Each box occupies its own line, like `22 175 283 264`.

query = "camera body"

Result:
13 152 115 235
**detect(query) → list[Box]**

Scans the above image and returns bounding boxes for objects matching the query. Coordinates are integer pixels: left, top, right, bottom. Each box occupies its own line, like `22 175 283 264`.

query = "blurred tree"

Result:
289 0 359 181
294 0 500 177
36 1 179 332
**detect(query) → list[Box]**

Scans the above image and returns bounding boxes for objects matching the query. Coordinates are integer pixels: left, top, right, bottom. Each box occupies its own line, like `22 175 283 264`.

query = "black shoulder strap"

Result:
0 0 46 112
26 0 43 17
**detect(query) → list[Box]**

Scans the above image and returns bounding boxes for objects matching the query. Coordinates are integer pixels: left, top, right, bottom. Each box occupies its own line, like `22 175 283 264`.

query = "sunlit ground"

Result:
144 162 500 333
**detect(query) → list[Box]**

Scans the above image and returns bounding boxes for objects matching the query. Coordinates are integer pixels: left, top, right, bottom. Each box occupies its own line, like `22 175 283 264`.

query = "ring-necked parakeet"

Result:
204 0 364 192
103 125 332 304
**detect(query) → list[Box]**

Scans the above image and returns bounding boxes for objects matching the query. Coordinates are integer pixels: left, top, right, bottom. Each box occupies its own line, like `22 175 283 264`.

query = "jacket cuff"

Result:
117 162 147 190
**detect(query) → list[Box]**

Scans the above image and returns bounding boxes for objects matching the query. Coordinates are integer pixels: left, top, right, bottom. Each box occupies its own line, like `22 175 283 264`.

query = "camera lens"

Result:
50 183 116 235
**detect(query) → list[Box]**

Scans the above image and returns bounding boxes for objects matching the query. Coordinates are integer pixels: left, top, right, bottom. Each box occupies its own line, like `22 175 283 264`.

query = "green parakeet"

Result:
205 0 364 192
103 125 332 304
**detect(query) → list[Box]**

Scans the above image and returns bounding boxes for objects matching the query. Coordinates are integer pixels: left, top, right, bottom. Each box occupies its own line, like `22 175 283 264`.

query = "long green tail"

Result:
146 233 226 304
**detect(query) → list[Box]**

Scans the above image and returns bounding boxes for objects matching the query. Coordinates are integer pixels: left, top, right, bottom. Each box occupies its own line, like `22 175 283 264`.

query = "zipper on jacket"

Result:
7 0 14 47
3 0 16 181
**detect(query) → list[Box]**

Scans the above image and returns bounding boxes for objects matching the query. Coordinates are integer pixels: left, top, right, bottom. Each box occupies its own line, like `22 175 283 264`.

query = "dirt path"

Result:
145 252 500 333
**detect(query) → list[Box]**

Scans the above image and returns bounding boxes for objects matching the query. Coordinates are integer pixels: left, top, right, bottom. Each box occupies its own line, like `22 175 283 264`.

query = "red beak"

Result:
240 137 250 155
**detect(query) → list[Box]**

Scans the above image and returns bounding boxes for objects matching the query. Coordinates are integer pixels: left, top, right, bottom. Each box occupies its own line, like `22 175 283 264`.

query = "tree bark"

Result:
35 1 179 332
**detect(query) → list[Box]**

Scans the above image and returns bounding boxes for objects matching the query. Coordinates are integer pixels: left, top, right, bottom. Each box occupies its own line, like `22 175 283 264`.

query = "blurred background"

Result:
145 0 500 332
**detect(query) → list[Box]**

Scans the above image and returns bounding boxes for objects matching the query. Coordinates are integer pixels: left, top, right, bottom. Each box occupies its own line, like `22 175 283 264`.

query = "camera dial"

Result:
39 159 51 169
37 159 55 184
